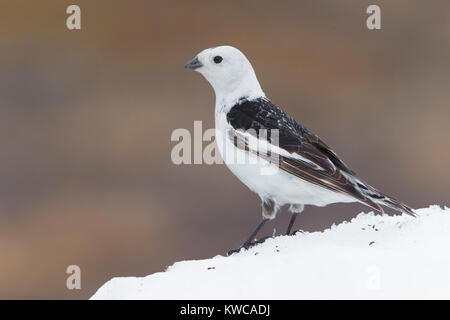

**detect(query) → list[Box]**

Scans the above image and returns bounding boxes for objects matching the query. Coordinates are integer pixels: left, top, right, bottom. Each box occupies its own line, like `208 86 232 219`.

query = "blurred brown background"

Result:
0 0 449 299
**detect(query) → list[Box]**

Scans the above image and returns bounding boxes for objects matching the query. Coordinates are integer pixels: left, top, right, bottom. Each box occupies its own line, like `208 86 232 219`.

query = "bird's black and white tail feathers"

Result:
351 176 416 217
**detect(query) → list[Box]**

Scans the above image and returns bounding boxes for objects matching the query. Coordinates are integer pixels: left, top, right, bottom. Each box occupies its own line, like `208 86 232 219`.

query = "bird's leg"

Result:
241 218 268 248
286 204 304 235
227 219 268 256
227 199 278 256
285 212 298 235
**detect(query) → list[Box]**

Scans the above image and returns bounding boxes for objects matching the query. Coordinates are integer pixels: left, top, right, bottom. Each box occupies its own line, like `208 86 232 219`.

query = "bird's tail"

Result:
373 193 416 217
353 177 416 217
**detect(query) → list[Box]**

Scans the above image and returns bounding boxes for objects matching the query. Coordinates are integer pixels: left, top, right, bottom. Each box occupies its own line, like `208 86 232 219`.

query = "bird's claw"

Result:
290 229 305 235
226 248 242 256
226 236 273 256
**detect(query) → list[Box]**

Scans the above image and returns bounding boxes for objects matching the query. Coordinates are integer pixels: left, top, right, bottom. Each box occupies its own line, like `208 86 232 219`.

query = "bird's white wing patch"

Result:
230 128 328 171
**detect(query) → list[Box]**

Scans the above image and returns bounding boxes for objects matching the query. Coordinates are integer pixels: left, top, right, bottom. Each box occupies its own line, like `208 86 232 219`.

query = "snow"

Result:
91 205 450 299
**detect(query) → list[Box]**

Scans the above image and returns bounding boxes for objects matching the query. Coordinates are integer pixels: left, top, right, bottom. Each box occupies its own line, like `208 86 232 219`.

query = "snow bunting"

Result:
185 46 415 253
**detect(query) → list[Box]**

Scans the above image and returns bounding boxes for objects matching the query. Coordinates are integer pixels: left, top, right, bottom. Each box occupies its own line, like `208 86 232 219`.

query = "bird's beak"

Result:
184 57 203 70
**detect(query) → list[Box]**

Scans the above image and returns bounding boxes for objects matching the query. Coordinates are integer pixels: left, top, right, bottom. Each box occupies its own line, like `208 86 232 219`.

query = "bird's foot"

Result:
289 229 305 235
226 235 273 256
226 247 242 256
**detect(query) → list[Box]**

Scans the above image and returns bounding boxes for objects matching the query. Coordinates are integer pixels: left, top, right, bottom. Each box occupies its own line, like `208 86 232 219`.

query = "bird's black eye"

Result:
213 56 223 64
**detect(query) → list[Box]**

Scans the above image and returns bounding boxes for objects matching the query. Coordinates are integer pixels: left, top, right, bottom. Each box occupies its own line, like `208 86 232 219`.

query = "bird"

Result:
184 45 415 254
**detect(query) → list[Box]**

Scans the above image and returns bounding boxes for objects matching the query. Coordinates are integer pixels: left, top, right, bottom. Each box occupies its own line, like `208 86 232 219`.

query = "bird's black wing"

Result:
227 98 355 173
226 97 387 212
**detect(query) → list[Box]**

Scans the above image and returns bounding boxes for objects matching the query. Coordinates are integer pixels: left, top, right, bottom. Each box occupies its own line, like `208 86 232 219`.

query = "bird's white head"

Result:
185 46 265 108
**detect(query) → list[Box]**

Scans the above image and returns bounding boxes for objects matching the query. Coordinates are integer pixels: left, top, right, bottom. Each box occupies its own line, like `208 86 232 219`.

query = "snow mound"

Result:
92 206 450 299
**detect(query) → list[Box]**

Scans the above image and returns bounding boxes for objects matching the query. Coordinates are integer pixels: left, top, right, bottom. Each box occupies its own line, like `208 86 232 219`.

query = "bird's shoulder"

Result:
226 97 307 138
